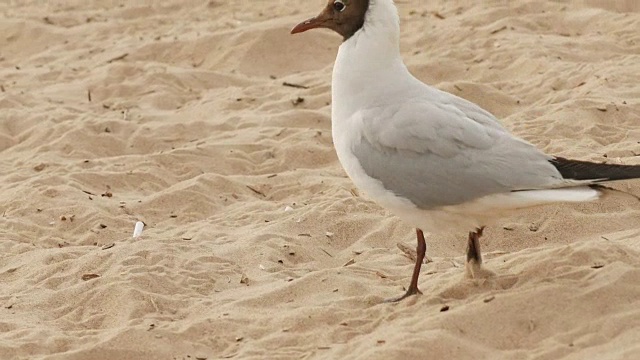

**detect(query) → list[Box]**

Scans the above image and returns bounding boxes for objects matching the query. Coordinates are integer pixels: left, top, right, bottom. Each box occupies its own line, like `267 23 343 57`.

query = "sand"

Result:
1 1 640 359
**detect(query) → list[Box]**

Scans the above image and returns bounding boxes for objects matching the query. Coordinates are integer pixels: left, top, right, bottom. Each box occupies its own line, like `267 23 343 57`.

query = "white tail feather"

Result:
448 186 601 215
510 187 601 204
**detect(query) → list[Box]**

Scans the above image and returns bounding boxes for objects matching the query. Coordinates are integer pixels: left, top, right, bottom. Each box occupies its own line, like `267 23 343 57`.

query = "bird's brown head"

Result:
290 0 370 41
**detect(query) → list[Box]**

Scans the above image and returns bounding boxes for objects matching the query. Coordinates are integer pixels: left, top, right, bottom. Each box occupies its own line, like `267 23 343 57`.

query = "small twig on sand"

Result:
397 242 432 264
282 81 309 89
320 248 333 257
397 242 417 262
106 53 129 63
246 185 265 197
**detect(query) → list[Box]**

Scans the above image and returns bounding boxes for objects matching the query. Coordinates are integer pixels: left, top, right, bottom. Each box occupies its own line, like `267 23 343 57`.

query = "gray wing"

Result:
352 100 565 209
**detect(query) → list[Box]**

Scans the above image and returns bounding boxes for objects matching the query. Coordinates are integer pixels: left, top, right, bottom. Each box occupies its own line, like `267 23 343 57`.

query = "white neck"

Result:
331 0 412 120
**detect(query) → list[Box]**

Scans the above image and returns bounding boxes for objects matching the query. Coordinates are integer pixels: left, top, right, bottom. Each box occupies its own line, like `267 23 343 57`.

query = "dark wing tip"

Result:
550 156 640 182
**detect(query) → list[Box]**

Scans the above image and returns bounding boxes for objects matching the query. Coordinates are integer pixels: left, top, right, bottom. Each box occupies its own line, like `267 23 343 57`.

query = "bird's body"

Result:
330 0 601 232
291 0 640 300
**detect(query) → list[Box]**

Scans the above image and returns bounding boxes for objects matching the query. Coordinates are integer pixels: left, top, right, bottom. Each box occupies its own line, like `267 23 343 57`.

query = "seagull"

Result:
291 0 640 301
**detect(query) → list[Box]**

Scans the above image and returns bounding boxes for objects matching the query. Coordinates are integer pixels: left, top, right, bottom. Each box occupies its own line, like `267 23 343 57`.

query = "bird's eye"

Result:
333 0 346 12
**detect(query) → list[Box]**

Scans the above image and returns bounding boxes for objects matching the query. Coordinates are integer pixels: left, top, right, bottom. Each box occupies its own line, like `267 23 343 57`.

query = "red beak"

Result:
291 9 333 34
291 17 321 34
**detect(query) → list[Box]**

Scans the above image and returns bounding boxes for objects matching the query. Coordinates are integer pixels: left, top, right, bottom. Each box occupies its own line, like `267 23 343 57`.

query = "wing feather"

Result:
352 100 565 209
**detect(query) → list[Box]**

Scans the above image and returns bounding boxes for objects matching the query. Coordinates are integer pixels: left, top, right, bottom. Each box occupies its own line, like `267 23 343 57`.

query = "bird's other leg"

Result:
385 228 427 303
465 226 485 278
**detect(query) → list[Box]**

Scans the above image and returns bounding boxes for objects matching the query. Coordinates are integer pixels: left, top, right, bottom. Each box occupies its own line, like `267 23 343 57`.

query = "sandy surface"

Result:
1 1 640 359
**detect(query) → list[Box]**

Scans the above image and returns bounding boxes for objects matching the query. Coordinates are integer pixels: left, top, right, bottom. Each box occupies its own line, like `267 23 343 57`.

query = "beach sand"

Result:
1 1 640 359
